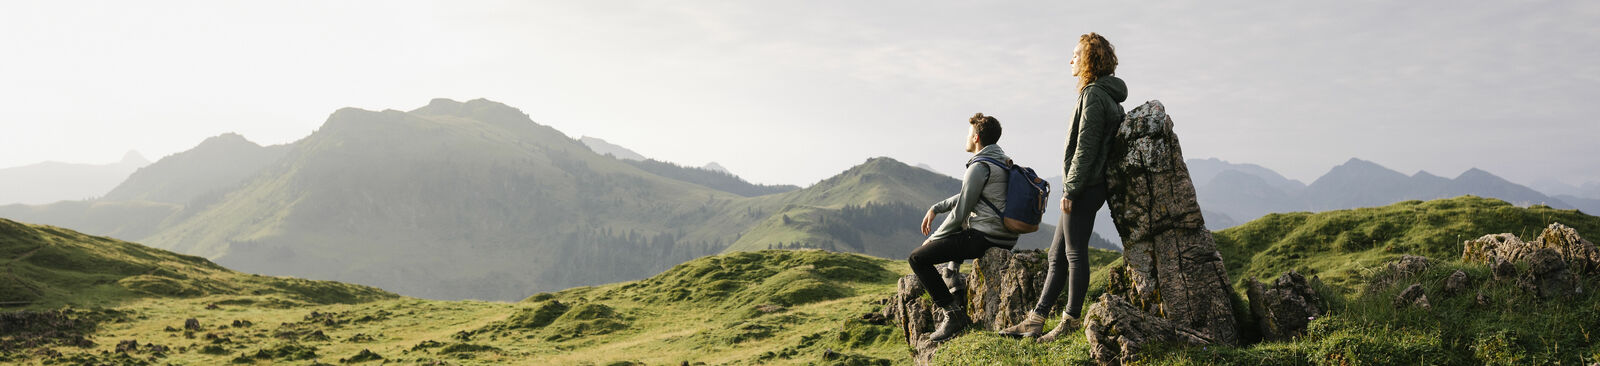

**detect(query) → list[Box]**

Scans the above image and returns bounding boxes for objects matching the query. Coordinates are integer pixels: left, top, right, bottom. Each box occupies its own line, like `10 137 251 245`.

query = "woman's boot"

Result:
1036 312 1081 343
997 311 1046 338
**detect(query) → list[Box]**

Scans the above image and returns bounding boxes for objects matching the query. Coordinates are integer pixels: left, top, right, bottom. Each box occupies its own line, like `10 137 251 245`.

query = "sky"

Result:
3 1 1597 188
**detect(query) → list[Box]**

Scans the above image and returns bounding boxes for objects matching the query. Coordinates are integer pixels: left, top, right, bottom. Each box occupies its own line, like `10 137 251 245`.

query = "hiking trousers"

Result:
1032 183 1109 318
908 228 1005 307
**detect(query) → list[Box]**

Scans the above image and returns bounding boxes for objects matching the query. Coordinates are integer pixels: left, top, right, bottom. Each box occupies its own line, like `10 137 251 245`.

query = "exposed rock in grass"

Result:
1394 283 1428 309
1443 270 1471 297
881 275 936 364
0 308 112 352
340 348 382 363
1246 270 1325 341
1492 257 1517 281
184 318 201 331
1084 294 1214 366
1463 223 1599 275
1518 248 1578 300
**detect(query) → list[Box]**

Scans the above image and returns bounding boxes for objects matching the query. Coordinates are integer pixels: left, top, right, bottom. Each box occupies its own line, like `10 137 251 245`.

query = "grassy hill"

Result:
0 218 393 309
11 195 1596 364
933 195 1600 364
1214 195 1600 293
0 221 918 365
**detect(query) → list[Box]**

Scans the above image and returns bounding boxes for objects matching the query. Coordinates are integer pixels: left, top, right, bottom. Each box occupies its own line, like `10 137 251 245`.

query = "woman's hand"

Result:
921 209 937 236
1061 197 1073 214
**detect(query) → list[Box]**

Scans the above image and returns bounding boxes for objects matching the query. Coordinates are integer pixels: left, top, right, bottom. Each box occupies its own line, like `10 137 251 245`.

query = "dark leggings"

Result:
908 229 1002 307
1032 183 1109 318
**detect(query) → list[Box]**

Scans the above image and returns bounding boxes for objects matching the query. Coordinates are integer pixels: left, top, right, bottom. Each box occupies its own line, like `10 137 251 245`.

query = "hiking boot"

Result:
940 262 966 305
928 302 969 342
1036 312 1081 343
997 311 1047 338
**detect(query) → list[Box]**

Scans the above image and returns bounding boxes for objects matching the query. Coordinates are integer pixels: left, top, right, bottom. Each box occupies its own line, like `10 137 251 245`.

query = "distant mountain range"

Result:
1192 157 1586 227
0 150 148 205
0 98 1071 301
1 98 1592 301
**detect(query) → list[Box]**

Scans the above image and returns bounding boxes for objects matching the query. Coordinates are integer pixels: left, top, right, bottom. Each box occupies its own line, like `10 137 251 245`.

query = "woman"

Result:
999 32 1127 342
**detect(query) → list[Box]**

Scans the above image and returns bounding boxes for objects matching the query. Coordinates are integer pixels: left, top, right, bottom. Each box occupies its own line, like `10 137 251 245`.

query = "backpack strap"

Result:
965 157 1010 216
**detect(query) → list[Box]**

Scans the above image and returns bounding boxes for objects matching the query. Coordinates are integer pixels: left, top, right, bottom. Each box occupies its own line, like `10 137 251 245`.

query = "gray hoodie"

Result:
928 144 1018 247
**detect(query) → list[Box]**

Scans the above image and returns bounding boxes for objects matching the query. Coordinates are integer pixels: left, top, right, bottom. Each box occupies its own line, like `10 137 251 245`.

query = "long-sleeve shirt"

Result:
928 144 1018 247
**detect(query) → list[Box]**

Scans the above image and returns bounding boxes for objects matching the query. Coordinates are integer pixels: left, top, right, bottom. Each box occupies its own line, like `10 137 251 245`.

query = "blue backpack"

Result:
967 157 1051 234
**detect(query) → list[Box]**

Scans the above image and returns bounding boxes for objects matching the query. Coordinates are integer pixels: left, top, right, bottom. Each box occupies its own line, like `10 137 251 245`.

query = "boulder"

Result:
1100 100 1239 347
1518 248 1578 300
1084 294 1213 366
1462 223 1599 275
967 248 1048 330
1246 271 1325 341
1532 223 1600 274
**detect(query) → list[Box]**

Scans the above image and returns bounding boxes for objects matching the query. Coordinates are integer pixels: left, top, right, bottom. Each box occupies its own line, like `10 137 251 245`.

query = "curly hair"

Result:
1075 32 1118 90
968 113 1001 146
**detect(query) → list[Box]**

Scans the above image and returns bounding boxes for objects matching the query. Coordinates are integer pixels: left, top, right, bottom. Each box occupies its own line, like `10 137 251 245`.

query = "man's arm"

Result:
930 162 991 237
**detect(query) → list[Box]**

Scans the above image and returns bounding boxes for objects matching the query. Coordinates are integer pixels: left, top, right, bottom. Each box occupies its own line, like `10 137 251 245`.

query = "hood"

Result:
1089 75 1128 103
970 144 1010 165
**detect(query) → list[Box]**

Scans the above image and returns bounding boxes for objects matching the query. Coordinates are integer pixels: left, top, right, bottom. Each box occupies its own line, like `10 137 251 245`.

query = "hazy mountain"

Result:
1555 195 1600 216
1532 180 1600 199
1192 157 1577 227
109 98 1018 302
1196 169 1305 223
1187 157 1305 194
1302 158 1418 210
0 151 148 205
102 133 289 205
0 200 180 241
578 136 647 161
623 158 799 197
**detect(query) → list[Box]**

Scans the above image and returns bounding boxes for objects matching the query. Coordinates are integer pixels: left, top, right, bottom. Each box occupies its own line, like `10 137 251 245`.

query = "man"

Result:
910 113 1020 342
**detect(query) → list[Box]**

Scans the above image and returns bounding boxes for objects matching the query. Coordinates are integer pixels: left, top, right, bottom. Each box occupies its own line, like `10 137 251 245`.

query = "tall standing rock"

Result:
1087 100 1239 364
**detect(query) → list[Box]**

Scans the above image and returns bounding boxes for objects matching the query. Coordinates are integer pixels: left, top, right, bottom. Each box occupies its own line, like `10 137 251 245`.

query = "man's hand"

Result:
921 209 937 236
1061 197 1073 215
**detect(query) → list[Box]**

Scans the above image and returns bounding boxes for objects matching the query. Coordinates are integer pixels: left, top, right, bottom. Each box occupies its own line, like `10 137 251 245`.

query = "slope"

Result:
102 133 290 205
1213 195 1600 292
0 217 393 309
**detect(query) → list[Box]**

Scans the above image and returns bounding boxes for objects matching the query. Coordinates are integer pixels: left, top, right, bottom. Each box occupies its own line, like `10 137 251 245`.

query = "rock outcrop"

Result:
882 274 937 364
1460 223 1593 300
1084 294 1213 366
1518 248 1579 299
1462 223 1600 274
883 248 1050 365
967 248 1049 330
1088 100 1238 364
1245 271 1325 341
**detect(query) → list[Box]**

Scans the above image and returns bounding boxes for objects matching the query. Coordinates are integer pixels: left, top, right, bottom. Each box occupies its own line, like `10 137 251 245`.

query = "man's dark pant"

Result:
1032 183 1109 318
908 229 1004 307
